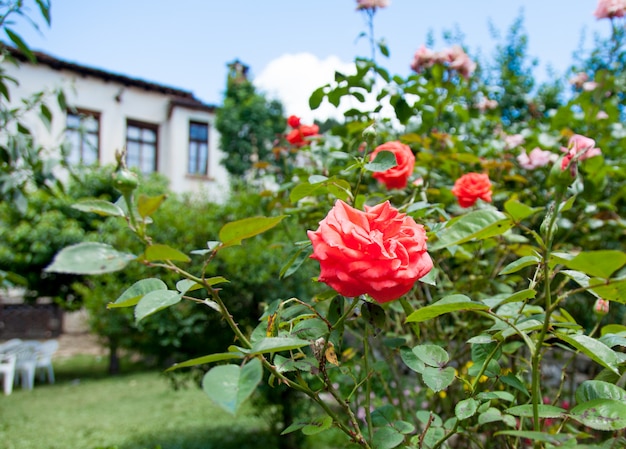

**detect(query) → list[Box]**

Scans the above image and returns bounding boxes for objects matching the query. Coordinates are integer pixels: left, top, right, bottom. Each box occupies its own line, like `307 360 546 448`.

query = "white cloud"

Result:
254 52 356 123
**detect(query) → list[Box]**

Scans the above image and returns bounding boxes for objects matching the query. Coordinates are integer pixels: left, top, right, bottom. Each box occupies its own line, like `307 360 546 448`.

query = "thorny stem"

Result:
531 195 563 446
363 326 374 442
167 262 372 447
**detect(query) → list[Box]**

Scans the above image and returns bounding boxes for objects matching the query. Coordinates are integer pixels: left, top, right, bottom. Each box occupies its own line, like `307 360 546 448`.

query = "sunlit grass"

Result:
0 357 284 449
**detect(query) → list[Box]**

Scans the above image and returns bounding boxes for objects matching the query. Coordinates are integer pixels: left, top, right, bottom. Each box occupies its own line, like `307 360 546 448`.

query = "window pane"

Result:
188 141 197 174
197 143 208 174
84 116 99 133
190 123 208 141
142 128 156 143
142 144 155 173
126 141 140 168
127 125 140 140
66 113 81 129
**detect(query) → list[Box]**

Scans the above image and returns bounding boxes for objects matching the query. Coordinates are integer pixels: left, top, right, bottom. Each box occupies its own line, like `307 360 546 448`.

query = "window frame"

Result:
65 108 101 165
187 121 209 177
125 119 159 174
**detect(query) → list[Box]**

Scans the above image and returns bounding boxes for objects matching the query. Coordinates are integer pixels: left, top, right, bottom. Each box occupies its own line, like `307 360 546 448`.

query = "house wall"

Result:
4 61 230 201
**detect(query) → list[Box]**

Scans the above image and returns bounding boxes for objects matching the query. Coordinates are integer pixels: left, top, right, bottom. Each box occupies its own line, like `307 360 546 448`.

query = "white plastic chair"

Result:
0 352 16 395
12 341 39 390
35 339 58 384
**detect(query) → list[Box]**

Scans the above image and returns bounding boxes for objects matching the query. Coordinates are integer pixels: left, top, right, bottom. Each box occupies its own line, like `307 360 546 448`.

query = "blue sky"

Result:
11 1 611 121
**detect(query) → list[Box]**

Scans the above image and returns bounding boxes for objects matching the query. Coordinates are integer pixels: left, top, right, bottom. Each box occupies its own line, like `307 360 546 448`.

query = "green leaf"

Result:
422 366 455 392
412 344 449 367
302 416 333 435
430 210 513 251
569 399 626 431
494 431 573 445
249 337 310 355
137 194 167 218
406 294 489 323
219 215 286 248
505 404 565 418
134 290 181 322
575 380 626 403
552 250 626 279
498 255 540 276
504 198 542 222
45 242 135 274
202 358 263 415
554 332 619 374
373 427 405 449
309 86 326 110
206 276 229 286
143 244 191 262
72 199 125 217
400 346 425 373
108 278 167 308
166 352 244 372
364 150 397 172
499 374 530 397
455 398 479 420
5 28 36 63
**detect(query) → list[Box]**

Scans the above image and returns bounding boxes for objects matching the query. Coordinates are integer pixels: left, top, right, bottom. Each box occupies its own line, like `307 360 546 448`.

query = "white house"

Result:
4 47 230 199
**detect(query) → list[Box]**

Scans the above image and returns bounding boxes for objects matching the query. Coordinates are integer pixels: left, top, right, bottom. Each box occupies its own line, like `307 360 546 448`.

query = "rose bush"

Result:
370 141 415 189
307 200 432 303
41 1 626 448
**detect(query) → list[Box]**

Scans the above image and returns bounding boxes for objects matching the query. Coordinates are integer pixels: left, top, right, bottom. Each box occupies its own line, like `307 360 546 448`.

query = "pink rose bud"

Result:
594 298 610 315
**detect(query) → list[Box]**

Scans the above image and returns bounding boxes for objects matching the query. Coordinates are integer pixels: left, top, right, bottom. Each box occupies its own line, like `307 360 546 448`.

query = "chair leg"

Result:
48 365 55 384
3 371 14 395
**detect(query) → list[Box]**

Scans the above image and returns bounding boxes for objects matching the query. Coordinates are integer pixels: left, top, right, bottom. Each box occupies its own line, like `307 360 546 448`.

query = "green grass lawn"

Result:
0 356 342 449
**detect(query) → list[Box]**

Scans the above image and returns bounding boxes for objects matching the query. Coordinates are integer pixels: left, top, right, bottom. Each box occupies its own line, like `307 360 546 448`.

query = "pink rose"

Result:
410 45 436 73
444 46 476 79
594 0 626 19
569 72 589 88
356 0 389 10
451 173 492 208
596 110 609 119
308 200 433 303
561 134 602 162
560 134 601 175
370 141 415 189
504 134 525 150
583 81 598 91
517 147 558 170
476 97 498 112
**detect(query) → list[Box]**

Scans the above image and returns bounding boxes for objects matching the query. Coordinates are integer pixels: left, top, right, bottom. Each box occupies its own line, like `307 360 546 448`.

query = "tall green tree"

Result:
215 60 285 177
487 14 537 125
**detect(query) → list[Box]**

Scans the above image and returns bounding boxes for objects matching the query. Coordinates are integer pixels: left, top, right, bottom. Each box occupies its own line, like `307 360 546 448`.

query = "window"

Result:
65 110 100 165
126 121 158 174
188 121 209 176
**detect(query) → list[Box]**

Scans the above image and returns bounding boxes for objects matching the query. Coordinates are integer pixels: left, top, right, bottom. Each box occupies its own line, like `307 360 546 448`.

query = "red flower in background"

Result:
287 115 301 128
308 200 433 303
370 141 415 189
451 173 492 208
286 115 319 147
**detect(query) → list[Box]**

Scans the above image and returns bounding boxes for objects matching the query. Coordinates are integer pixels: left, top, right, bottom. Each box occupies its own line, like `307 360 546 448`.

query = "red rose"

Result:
370 141 415 189
287 115 301 128
286 123 319 147
307 200 433 303
451 173 492 208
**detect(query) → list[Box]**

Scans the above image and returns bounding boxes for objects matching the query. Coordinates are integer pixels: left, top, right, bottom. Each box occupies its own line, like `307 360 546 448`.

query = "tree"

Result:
215 60 285 177
487 13 538 125
0 0 67 214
